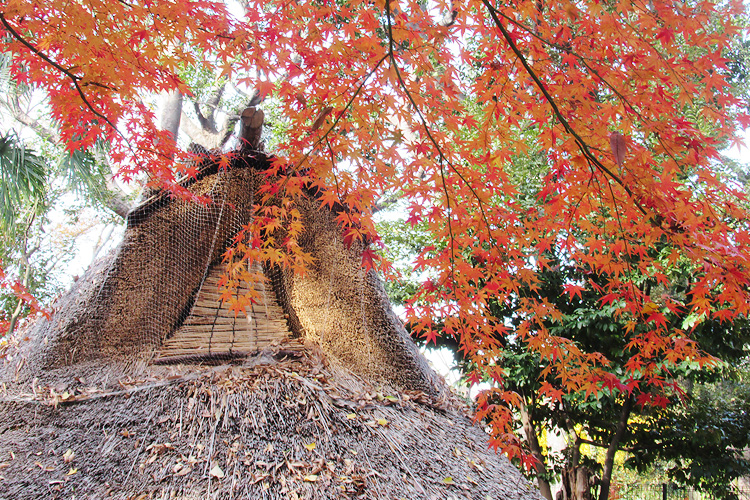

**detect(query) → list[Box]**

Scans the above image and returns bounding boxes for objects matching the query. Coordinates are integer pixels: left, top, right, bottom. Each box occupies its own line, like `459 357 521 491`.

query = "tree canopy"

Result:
379 219 750 499
2 0 750 464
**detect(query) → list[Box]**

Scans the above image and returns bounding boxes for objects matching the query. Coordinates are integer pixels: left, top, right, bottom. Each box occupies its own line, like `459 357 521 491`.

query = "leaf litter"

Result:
0 343 539 499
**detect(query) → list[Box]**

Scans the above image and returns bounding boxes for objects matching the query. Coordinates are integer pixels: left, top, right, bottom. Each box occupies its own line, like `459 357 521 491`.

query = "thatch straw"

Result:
0 344 538 500
10 151 443 396
0 148 541 499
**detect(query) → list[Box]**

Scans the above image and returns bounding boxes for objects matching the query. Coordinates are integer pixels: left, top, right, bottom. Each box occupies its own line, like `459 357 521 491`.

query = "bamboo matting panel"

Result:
155 262 292 362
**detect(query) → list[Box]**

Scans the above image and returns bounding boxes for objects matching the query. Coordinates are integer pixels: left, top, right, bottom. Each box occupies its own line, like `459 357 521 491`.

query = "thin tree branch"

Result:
2 99 60 144
384 0 457 286
490 9 648 124
292 54 389 173
6 210 37 337
249 55 389 230
372 192 403 213
193 101 210 131
0 14 124 142
492 7 715 225
599 395 633 500
384 0 499 263
481 1 646 217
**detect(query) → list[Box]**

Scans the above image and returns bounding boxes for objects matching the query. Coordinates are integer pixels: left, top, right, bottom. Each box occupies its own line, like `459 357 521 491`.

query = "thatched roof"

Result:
0 345 538 500
11 150 442 397
0 145 541 499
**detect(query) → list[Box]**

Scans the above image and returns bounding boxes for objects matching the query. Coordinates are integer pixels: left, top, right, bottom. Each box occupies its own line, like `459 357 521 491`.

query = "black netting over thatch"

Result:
5 150 441 396
21 161 260 368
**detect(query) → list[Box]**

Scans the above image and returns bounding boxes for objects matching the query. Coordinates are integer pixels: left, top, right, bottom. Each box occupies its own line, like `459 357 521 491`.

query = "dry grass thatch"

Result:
13 152 442 396
0 150 541 499
0 344 538 500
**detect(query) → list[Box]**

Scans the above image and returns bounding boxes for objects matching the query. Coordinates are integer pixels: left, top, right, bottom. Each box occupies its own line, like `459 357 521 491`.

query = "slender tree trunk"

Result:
6 261 30 336
557 418 594 500
7 215 35 337
89 224 116 265
7 298 24 337
160 90 183 143
518 400 553 500
598 395 633 500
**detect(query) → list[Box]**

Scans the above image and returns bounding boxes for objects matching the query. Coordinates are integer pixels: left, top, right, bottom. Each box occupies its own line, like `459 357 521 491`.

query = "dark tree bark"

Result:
557 465 595 500
518 398 553 500
599 396 633 500
556 418 594 500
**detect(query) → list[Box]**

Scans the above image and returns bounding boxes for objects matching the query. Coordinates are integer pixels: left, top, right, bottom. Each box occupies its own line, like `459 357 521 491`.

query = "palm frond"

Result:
57 140 110 202
0 132 47 228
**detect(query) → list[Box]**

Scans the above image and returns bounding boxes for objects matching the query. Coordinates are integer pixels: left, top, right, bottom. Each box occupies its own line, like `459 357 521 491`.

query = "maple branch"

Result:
495 10 727 219
325 136 346 207
487 6 721 239
384 0 461 280
489 9 648 124
269 54 388 216
439 157 458 279
563 173 595 228
501 10 723 210
292 53 388 173
604 171 642 309
620 18 693 98
384 0 498 263
0 13 124 144
481 1 646 217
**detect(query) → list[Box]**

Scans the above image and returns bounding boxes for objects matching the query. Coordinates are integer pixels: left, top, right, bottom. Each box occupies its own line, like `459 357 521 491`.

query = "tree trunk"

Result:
159 90 183 143
6 214 36 337
6 288 25 337
598 395 633 500
557 465 595 500
556 424 594 500
518 399 553 500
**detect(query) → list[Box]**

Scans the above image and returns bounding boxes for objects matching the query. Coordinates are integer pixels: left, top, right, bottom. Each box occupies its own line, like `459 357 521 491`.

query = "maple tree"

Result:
2 0 750 480
479 252 750 500
380 217 750 499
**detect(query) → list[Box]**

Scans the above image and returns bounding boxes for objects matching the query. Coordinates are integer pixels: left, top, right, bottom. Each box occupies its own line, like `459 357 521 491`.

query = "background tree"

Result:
0 131 46 336
380 217 750 499
626 360 750 498
377 45 750 488
0 131 126 337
